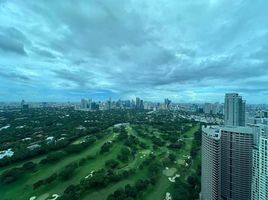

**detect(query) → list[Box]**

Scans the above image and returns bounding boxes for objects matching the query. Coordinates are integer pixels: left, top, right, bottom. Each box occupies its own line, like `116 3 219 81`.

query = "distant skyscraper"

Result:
136 97 140 109
135 97 144 109
81 98 87 109
224 93 245 126
88 99 92 110
21 99 25 107
164 98 171 110
204 103 213 114
107 97 111 110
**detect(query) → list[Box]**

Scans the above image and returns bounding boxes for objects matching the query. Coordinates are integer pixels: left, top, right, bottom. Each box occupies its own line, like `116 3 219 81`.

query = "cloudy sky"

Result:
0 0 268 103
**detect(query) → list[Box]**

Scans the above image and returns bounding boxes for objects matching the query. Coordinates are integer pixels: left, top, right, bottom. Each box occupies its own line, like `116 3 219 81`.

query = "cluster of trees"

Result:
59 169 136 200
172 173 201 200
0 129 89 167
168 153 177 162
1 138 97 186
117 147 131 163
33 161 79 190
39 136 97 165
107 157 162 200
0 161 37 184
0 108 151 168
33 173 58 190
40 151 66 164
190 127 202 158
0 167 24 184
151 136 165 147
116 127 146 153
168 142 184 150
100 142 114 154
107 179 151 200
105 159 119 169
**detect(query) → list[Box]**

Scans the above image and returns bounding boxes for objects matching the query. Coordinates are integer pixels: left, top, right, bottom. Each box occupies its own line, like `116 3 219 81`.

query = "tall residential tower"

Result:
224 93 245 126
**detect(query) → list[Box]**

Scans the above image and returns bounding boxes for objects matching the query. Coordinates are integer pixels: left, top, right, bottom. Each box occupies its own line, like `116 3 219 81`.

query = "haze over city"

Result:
1 0 268 103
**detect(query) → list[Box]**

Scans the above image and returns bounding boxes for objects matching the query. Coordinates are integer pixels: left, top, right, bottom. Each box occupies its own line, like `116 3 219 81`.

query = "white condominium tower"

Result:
201 125 257 200
224 93 245 126
201 126 221 200
252 126 268 200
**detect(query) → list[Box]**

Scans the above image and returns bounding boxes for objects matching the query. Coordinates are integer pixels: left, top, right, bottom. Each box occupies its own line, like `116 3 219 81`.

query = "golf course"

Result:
0 111 201 200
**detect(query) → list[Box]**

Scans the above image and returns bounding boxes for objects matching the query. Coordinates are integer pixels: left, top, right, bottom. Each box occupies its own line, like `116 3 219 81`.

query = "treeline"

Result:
58 169 136 200
172 126 202 200
0 136 97 184
0 108 150 167
0 161 37 184
0 131 97 167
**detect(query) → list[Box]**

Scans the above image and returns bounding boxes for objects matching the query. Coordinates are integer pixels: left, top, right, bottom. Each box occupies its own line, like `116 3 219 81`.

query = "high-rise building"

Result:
135 97 144 109
220 126 257 200
201 125 257 200
224 93 245 126
201 93 265 200
201 126 221 200
164 98 171 110
251 126 268 200
81 98 88 109
204 103 213 114
21 99 25 107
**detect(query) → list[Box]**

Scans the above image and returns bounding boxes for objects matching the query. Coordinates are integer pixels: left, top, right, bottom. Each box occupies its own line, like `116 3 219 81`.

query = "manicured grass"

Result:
142 174 171 200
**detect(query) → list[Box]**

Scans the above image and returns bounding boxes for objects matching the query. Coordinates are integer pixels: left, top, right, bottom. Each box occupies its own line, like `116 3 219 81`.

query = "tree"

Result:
105 159 119 169
117 147 131 162
40 151 66 164
59 184 81 200
59 162 78 181
0 168 23 184
33 179 44 190
168 153 176 162
44 173 58 184
22 161 37 172
100 142 113 154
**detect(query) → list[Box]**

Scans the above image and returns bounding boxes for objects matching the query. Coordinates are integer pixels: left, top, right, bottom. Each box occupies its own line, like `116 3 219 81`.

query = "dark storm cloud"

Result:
0 27 30 55
0 70 31 82
0 0 268 102
0 34 26 55
53 69 97 87
32 47 56 58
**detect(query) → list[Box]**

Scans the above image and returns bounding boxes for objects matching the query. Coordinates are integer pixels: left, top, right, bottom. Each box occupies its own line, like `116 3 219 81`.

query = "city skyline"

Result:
1 1 268 103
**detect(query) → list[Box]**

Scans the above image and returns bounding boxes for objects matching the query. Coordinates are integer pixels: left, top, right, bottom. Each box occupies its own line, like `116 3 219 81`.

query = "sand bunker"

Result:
165 192 172 200
48 194 60 200
37 193 50 200
85 171 95 179
163 167 177 177
168 174 180 183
